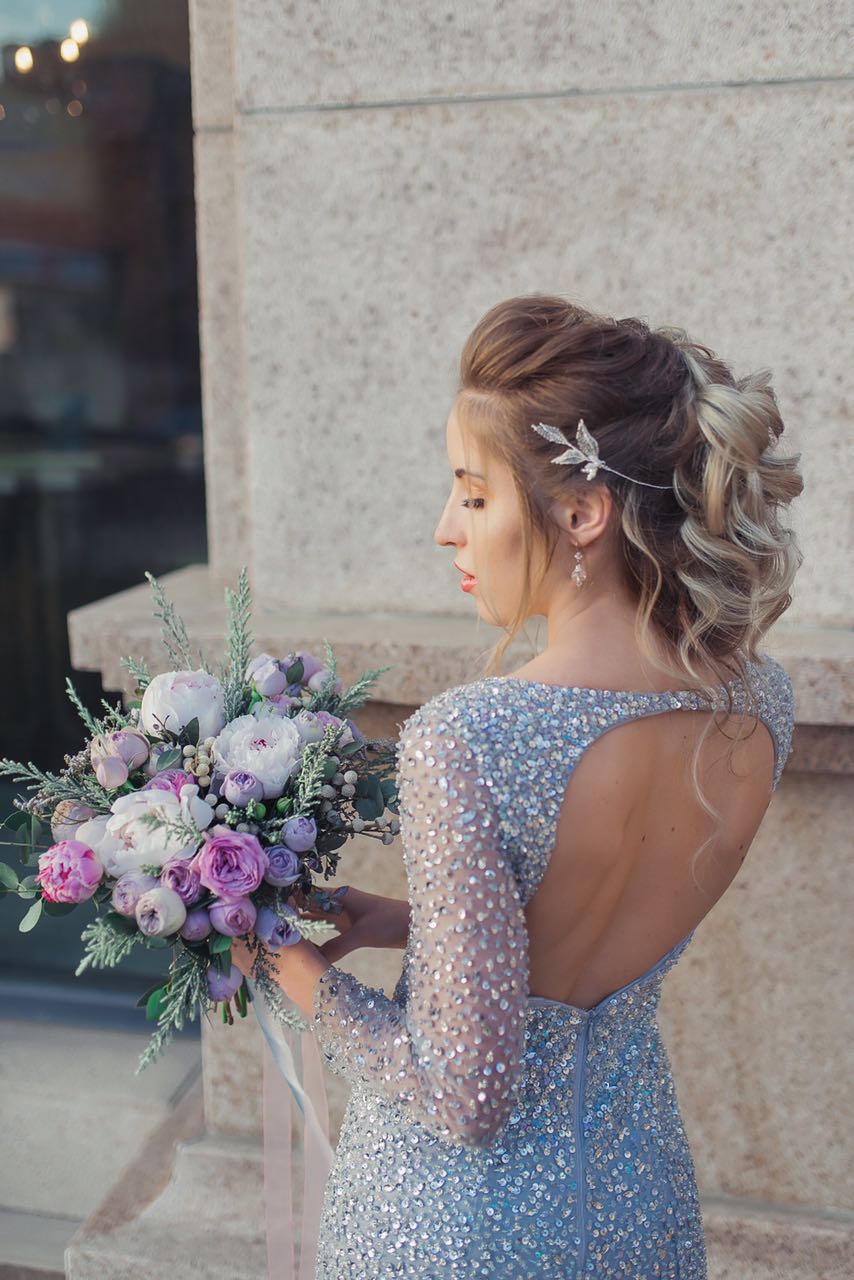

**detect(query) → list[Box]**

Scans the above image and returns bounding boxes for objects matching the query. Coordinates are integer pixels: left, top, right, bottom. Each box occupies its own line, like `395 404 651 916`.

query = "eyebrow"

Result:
454 467 486 480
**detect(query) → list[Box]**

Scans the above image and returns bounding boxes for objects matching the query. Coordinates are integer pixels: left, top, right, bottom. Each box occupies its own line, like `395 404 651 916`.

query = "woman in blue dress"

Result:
234 294 803 1278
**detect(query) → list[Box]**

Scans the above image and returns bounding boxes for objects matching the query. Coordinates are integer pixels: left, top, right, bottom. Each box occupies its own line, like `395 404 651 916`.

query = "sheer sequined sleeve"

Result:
310 697 530 1149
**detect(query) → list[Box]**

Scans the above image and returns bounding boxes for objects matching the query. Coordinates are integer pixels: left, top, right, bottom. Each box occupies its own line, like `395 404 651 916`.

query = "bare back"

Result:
511 659 782 1010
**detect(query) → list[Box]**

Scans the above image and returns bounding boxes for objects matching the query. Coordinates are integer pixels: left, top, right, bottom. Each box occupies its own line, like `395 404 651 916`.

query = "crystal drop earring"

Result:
571 542 587 589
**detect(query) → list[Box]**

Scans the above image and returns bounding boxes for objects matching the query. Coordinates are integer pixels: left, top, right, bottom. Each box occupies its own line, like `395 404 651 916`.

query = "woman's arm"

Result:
307 699 530 1149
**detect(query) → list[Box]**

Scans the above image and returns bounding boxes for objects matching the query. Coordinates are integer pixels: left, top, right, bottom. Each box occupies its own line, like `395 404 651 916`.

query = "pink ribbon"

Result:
253 985 335 1280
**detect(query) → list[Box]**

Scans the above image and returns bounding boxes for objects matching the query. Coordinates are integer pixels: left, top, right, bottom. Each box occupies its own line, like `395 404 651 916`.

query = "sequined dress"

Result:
309 654 794 1278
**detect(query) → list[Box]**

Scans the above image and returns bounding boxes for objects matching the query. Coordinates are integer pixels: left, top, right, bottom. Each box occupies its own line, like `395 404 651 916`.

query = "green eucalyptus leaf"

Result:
183 717 200 746
155 748 183 773
19 898 43 932
0 862 18 890
3 812 31 834
145 987 167 1021
354 796 380 821
209 932 232 954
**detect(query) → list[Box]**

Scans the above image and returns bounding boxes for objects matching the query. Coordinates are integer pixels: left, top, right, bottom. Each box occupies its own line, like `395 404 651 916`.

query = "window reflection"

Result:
0 1 206 995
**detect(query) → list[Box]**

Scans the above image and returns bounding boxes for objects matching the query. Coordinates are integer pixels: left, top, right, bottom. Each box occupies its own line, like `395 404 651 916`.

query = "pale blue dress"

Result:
309 654 795 1278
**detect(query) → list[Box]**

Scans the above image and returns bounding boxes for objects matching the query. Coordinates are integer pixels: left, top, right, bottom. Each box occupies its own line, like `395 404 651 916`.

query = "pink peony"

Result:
192 826 268 900
36 839 103 904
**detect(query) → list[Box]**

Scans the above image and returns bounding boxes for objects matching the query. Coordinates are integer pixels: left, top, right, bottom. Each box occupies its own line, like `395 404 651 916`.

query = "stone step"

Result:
702 1193 854 1279
0 1206 77 1279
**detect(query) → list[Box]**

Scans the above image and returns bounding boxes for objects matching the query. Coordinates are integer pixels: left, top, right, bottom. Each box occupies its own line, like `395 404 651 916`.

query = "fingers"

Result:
318 924 363 964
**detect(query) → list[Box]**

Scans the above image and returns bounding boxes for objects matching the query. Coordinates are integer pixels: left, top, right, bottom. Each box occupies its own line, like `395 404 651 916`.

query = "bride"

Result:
233 293 802 1278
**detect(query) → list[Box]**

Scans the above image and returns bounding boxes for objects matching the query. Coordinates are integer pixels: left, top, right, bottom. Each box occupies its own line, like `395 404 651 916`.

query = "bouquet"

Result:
0 568 400 1070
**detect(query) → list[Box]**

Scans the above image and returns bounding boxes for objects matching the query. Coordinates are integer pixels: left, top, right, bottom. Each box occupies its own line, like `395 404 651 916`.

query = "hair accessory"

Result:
531 419 673 489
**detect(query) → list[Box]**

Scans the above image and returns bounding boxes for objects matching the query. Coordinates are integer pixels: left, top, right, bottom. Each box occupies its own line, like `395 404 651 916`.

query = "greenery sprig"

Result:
136 949 208 1072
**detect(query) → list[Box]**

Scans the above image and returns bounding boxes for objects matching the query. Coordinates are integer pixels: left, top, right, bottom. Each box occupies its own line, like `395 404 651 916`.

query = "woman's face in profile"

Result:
433 403 529 628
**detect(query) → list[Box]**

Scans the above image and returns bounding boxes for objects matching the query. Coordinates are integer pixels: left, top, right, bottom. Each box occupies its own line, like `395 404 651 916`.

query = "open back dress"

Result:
308 652 795 1278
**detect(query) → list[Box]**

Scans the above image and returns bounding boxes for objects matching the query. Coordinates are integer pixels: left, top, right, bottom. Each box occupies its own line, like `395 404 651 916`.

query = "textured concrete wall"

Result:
190 0 851 626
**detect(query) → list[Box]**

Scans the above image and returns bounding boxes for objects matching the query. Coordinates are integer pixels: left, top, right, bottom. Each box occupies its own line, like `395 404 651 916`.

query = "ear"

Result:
548 485 612 543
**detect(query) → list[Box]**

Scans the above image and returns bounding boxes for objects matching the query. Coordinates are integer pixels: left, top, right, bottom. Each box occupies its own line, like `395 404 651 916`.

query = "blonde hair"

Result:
454 294 804 882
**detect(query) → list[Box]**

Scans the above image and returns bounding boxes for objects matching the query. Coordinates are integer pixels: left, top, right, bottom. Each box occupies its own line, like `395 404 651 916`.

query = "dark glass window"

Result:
0 1 206 1019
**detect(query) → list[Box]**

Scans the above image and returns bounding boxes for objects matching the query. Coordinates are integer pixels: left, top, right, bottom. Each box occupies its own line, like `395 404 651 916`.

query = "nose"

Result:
433 491 461 549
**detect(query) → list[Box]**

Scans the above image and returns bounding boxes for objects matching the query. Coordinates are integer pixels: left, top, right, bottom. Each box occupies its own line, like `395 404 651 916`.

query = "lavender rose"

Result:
251 658 288 698
193 827 268 899
208 896 257 937
36 839 103 904
142 768 196 797
90 750 128 790
111 871 159 916
101 729 150 770
207 963 243 1001
222 769 264 808
180 906 213 941
255 904 301 950
282 815 317 853
160 857 202 906
263 844 302 888
135 886 187 937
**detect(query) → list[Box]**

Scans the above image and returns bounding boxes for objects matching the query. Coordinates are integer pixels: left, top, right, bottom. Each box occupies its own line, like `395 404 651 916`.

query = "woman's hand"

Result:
295 885 410 964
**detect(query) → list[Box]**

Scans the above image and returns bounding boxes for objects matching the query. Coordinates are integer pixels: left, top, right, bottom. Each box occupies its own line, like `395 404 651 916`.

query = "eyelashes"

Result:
461 498 485 509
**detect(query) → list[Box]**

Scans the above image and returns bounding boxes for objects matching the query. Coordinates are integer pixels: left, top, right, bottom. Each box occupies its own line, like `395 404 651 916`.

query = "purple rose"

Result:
263 844 302 887
36 839 104 904
193 827 268 899
207 963 243 1001
208 895 257 937
159 857 202 906
222 769 264 808
142 768 196 798
281 816 317 853
135 885 187 937
181 906 213 941
111 870 159 916
255 904 301 950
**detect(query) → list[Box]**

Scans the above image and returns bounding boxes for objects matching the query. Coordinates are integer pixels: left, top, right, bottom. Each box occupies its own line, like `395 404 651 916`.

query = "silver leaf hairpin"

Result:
530 418 605 480
530 418 672 489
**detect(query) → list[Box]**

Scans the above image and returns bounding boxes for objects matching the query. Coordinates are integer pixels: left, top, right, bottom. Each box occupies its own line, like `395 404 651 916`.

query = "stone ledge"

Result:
702 1193 854 1279
68 562 853 726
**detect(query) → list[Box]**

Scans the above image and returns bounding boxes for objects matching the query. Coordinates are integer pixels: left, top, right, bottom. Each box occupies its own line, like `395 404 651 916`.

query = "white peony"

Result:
75 814 126 878
210 713 302 800
140 669 226 741
104 784 214 874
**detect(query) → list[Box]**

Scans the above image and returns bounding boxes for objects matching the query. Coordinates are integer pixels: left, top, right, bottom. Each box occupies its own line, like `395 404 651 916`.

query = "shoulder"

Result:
752 650 796 778
396 677 523 767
